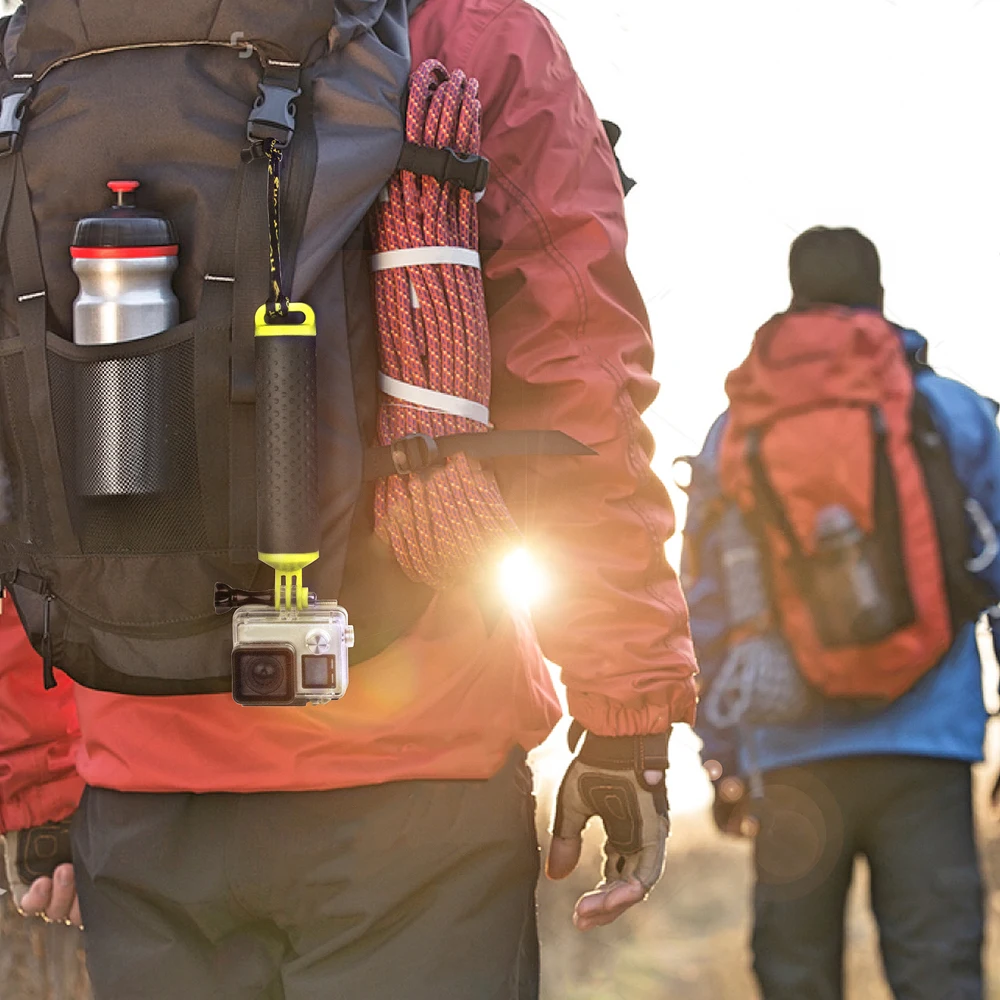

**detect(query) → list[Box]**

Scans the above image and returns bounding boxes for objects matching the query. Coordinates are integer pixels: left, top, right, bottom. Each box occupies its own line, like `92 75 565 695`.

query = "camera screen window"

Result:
302 654 336 689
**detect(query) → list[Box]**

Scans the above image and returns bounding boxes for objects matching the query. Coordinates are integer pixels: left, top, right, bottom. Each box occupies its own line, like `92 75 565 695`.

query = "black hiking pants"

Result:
70 750 540 1000
751 755 983 1000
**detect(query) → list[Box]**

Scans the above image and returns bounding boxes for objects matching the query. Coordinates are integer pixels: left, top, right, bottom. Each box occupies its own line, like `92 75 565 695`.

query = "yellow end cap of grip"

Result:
258 553 320 610
254 303 316 337
258 552 320 572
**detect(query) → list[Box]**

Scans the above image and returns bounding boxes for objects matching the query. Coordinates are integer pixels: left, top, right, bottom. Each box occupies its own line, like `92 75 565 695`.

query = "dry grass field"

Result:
538 799 1000 1000
535 749 1000 1000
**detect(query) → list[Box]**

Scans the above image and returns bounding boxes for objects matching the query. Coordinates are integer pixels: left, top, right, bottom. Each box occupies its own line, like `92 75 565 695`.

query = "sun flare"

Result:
498 547 549 610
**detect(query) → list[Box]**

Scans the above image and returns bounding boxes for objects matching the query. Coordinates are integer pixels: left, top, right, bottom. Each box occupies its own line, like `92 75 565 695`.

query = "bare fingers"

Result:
18 864 81 927
18 873 53 915
545 835 583 880
572 876 646 931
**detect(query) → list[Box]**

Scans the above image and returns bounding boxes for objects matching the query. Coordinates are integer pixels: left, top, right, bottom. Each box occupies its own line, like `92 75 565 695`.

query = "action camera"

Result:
231 602 353 707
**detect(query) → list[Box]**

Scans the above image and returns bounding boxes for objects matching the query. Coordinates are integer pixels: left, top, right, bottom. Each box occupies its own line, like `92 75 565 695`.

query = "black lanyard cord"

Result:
265 139 290 323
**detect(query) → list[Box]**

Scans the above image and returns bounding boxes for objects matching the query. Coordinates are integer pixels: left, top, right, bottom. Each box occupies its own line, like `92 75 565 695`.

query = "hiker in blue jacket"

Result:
683 227 1000 1000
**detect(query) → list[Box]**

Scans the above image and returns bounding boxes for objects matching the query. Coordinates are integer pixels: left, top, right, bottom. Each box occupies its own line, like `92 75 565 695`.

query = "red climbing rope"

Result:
369 60 517 588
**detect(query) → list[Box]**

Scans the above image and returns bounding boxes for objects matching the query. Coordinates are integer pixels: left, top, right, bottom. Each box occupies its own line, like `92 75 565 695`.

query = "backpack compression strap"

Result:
363 428 593 480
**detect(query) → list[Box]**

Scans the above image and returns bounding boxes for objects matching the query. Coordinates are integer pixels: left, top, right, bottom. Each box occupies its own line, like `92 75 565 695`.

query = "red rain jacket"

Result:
0 0 696 832
0 609 82 833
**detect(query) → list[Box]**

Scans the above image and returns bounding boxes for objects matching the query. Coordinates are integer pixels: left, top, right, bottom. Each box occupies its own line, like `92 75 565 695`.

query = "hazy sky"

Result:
533 0 1000 555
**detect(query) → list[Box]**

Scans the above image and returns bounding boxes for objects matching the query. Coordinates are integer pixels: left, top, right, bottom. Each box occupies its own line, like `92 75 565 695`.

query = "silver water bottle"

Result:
71 180 179 497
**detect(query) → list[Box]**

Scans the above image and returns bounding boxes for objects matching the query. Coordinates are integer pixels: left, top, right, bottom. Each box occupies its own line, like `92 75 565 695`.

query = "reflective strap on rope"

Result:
378 372 490 425
370 246 481 272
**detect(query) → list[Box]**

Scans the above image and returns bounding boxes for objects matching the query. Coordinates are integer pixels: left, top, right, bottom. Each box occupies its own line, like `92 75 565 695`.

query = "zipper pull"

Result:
41 591 55 689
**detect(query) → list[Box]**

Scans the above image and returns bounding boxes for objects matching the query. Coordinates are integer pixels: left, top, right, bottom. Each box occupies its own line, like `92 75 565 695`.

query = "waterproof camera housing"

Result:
231 602 353 707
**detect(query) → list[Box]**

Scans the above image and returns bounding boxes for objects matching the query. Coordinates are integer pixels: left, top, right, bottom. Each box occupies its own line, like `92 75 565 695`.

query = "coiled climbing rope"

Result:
369 60 517 588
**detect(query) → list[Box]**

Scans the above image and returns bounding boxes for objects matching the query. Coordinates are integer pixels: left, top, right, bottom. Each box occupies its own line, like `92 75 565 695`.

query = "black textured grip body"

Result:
255 334 319 556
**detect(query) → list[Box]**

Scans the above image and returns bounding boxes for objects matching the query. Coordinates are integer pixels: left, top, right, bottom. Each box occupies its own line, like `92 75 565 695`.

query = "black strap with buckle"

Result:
363 429 595 481
0 83 34 158
396 142 490 194
244 60 303 320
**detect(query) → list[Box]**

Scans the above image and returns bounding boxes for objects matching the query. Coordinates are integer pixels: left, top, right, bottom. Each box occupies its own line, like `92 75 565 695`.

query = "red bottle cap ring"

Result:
71 244 179 259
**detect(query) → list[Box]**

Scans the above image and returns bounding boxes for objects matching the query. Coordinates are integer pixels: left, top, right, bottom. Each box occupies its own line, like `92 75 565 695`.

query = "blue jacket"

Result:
684 328 1000 777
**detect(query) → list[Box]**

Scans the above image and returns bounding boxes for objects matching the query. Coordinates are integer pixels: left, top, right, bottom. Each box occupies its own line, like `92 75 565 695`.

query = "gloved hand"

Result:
546 721 669 931
2 819 81 927
711 773 757 837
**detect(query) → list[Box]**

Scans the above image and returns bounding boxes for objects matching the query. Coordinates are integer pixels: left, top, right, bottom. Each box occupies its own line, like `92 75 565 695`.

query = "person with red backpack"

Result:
0 1 696 997
683 227 1000 1000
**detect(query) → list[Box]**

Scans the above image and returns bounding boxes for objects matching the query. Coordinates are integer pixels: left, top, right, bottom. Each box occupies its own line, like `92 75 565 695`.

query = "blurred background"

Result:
529 1 1000 996
4 1 1000 998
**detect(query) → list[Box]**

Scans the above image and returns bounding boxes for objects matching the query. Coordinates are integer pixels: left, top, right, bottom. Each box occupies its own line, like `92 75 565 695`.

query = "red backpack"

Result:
718 308 954 702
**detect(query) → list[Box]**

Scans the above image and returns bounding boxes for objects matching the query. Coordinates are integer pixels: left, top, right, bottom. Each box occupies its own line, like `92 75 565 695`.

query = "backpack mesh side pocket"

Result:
46 322 208 554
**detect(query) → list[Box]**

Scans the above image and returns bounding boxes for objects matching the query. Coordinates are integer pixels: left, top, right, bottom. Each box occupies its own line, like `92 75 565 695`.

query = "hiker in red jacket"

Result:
0 2 695 997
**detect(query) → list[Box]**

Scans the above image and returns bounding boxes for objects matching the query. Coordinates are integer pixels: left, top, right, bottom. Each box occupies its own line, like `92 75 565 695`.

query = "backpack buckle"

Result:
0 86 33 158
436 148 490 194
246 81 301 148
390 434 441 476
396 143 491 194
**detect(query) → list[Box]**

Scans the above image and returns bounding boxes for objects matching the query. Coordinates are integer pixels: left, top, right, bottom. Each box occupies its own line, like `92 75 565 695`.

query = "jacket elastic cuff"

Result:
0 785 81 837
0 744 84 836
566 688 693 738
570 721 670 772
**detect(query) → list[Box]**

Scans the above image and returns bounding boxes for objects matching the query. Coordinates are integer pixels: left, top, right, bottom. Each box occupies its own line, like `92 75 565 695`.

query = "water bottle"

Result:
703 504 813 728
71 181 178 497
813 504 895 645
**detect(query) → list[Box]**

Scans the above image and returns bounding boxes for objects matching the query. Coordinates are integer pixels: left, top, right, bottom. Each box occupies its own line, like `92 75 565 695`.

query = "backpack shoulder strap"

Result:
910 382 997 624
679 415 730 585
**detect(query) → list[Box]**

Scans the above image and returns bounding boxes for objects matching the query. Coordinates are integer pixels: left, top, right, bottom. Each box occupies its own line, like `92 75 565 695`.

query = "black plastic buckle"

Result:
397 142 490 194
390 433 441 476
440 149 490 193
246 81 302 148
0 86 33 158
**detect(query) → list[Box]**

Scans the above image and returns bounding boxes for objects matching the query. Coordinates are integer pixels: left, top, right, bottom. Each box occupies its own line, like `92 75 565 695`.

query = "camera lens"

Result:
245 654 285 696
232 645 294 705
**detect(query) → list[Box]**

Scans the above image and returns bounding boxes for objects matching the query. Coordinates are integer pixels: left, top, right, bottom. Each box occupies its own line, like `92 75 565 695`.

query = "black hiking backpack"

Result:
0 0 438 695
